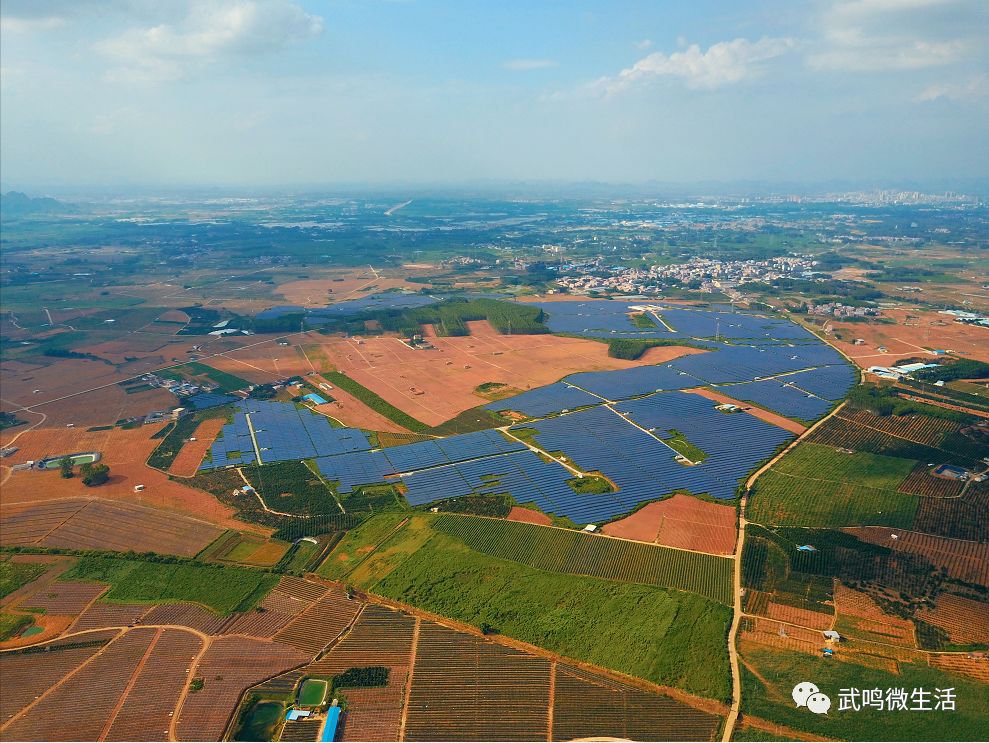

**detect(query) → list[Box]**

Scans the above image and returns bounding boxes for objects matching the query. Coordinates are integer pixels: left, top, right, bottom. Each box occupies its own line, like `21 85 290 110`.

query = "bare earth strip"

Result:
684 387 808 435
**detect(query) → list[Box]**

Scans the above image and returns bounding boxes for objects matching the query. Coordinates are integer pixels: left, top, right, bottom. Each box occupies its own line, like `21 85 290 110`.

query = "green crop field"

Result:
747 442 921 529
747 470 920 529
321 371 429 433
432 514 732 604
0 558 48 599
63 556 278 615
771 443 917 488
320 513 731 698
315 512 409 580
740 646 989 741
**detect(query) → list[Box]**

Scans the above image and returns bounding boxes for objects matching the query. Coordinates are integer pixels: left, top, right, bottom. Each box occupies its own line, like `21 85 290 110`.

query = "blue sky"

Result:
1 0 986 189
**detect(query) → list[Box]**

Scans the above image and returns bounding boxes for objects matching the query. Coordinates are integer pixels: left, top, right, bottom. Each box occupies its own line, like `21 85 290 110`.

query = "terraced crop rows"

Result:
104 630 203 742
273 587 361 655
433 514 732 604
176 637 309 741
2 628 158 741
552 666 721 742
404 622 551 741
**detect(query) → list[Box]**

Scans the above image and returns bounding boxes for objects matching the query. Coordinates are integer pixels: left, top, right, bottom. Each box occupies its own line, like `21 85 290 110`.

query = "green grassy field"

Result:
432 514 733 604
740 646 989 741
298 678 328 706
315 512 409 580
0 612 33 641
771 442 917 487
747 442 920 529
0 558 48 599
323 513 731 698
747 470 920 529
62 556 278 615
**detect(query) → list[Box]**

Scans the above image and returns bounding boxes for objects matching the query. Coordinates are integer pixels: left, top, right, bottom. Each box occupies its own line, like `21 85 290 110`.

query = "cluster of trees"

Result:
59 457 110 485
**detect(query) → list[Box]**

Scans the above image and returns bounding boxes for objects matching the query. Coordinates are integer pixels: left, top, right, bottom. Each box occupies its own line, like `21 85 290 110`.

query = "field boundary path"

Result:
721 400 848 743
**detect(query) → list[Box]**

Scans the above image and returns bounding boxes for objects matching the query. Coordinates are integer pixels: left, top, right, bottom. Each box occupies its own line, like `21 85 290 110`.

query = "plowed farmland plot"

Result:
433 514 732 604
404 621 552 742
0 501 90 546
168 418 227 476
219 607 295 638
929 654 989 683
1 628 158 741
552 665 722 742
844 527 989 585
306 606 416 741
917 594 989 646
897 463 966 497
22 581 106 614
28 499 222 556
0 639 113 725
175 637 309 741
140 604 227 634
104 630 204 742
337 684 406 742
912 481 989 542
70 603 151 632
273 587 361 654
307 604 416 675
837 408 957 446
763 602 833 630
833 584 917 648
280 719 324 741
506 506 552 526
601 494 736 554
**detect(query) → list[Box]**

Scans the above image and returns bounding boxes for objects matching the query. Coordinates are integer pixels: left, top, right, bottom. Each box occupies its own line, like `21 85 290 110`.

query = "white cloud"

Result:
634 39 652 50
807 0 986 71
593 37 794 94
914 74 989 102
95 0 323 82
502 59 558 71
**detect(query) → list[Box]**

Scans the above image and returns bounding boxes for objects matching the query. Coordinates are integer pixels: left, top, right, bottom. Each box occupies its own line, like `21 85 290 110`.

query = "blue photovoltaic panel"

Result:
484 382 601 417
720 379 833 420
784 364 858 401
186 392 238 410
198 400 372 469
257 293 440 323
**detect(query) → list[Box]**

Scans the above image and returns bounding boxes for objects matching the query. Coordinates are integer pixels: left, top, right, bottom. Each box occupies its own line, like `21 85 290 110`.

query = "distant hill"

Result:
0 191 72 218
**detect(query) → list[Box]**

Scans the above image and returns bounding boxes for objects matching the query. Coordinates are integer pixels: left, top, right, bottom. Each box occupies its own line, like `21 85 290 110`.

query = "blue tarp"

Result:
321 707 341 742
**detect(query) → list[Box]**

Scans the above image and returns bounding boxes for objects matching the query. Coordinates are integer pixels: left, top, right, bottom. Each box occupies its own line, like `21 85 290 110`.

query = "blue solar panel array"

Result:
200 400 372 470
526 300 816 342
784 364 858 401
185 392 239 410
256 293 439 323
198 300 856 523
721 379 834 420
315 429 525 491
483 382 602 417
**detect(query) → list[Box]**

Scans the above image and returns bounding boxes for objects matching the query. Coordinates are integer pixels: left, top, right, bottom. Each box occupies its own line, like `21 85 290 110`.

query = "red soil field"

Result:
0 425 256 532
0 639 112 725
308 321 707 427
21 581 106 615
0 498 223 557
833 584 917 648
916 595 989 645
829 308 989 367
764 602 833 630
844 527 989 586
276 274 422 307
0 358 177 428
175 637 309 741
602 494 737 554
168 417 227 477
0 614 77 650
684 387 807 435
929 654 989 683
507 506 552 526
273 586 361 655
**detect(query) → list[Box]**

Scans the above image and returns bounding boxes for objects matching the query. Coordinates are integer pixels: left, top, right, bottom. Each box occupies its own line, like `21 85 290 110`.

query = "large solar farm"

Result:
200 299 855 524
